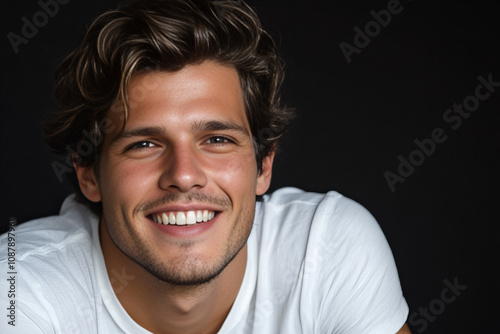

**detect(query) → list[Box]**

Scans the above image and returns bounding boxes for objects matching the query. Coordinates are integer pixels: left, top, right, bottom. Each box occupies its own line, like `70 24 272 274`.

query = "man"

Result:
0 0 410 333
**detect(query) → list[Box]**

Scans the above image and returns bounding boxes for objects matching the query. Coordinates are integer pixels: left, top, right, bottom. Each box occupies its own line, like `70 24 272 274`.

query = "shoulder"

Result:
0 194 97 263
0 195 100 333
259 186 385 255
254 187 392 294
259 188 399 287
253 187 408 333
258 187 378 236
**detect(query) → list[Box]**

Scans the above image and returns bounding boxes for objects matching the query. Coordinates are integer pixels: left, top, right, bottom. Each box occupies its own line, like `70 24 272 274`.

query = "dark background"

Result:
1 0 498 333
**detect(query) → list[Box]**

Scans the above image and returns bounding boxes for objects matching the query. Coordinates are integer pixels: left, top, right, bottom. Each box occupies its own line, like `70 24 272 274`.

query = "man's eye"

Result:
206 136 233 144
128 141 156 150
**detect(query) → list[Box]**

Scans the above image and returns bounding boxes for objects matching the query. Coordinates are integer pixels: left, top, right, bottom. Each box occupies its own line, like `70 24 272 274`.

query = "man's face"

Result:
78 61 273 285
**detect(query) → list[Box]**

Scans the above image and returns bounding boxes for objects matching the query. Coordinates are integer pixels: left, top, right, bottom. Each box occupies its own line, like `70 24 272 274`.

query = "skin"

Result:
75 61 274 334
398 323 412 333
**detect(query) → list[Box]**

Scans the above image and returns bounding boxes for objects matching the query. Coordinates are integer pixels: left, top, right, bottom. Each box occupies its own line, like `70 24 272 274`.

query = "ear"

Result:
256 150 275 196
74 163 101 203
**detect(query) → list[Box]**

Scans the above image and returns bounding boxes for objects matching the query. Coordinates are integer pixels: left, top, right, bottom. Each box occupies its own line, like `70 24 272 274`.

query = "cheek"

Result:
99 157 160 203
208 153 258 189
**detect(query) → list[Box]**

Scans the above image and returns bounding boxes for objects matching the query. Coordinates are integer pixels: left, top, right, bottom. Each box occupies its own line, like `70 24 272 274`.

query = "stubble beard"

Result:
107 196 255 287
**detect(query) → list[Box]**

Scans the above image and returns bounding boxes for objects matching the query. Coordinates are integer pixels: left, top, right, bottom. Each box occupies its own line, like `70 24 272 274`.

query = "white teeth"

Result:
186 211 196 225
169 212 176 224
176 212 186 225
153 210 216 225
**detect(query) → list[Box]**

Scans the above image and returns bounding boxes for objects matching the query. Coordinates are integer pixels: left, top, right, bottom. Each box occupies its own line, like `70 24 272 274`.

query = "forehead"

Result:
118 62 247 128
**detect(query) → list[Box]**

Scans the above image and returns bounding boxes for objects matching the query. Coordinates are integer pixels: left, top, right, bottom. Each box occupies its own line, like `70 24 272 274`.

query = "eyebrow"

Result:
110 120 250 146
191 120 250 136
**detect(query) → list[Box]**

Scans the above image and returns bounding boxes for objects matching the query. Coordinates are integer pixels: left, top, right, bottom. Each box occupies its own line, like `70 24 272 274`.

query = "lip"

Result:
148 212 220 238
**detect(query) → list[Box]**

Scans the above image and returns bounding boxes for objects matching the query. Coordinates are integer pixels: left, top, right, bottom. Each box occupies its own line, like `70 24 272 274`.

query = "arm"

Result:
397 323 412 333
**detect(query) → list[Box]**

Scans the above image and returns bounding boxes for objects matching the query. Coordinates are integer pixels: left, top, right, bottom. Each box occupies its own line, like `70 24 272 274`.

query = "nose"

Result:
158 145 207 192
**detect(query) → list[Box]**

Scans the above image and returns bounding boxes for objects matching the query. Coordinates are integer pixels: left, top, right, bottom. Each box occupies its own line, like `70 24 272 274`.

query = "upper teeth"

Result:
152 210 215 225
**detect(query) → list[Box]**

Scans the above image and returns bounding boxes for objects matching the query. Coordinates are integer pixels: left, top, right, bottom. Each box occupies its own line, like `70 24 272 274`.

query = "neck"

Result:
99 219 247 334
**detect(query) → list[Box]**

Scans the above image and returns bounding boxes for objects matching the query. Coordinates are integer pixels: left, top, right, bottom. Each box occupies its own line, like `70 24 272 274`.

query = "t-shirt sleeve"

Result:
0 262 55 333
0 245 98 333
307 193 409 334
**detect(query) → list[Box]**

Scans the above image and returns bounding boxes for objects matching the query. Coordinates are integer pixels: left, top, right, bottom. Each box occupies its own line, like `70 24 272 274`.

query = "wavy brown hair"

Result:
45 0 293 212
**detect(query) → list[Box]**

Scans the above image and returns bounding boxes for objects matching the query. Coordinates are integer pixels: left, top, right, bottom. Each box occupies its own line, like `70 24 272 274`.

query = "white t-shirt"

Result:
0 187 408 333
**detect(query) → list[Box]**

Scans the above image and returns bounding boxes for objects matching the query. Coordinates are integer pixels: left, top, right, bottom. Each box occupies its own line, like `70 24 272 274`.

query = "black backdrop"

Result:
1 0 499 333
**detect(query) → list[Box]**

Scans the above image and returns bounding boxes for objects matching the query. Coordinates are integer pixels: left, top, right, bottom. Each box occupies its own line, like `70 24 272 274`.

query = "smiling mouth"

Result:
150 210 217 226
